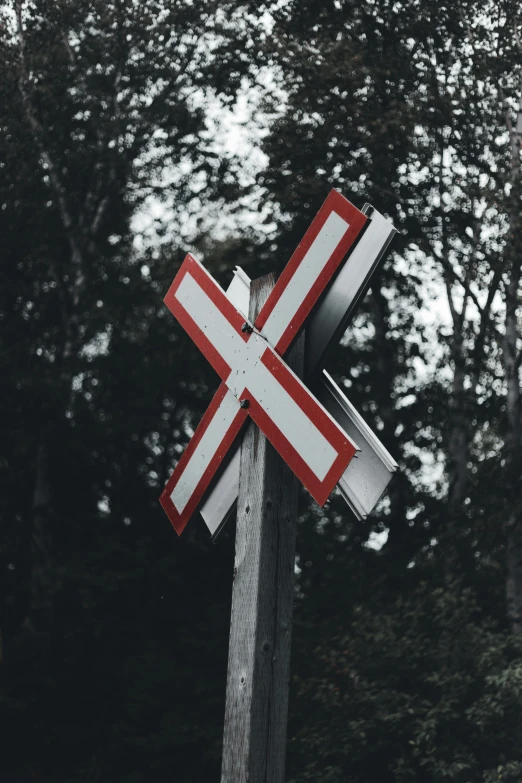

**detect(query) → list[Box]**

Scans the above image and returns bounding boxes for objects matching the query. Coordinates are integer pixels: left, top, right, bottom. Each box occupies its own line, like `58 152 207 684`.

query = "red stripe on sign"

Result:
166 254 249 339
160 382 248 535
244 349 358 506
163 254 250 381
163 253 250 342
255 190 367 356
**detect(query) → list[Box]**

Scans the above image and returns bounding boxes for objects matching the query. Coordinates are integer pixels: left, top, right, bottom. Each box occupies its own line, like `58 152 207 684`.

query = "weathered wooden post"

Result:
221 274 303 782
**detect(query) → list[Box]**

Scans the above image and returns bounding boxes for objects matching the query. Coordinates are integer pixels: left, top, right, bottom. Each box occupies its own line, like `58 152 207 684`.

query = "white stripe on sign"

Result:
174 272 341 482
170 388 240 513
175 273 243 372
260 211 349 348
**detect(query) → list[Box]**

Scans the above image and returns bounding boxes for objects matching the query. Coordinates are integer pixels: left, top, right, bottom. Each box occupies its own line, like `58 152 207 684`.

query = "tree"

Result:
0 2 258 779
1 0 253 627
249 0 522 779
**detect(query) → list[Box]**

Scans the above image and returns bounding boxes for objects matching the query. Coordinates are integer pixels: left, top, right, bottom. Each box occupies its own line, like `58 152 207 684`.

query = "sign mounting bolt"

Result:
241 322 253 334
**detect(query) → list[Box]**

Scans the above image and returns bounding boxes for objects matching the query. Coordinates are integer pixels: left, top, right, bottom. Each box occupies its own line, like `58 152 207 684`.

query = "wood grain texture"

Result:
221 273 304 783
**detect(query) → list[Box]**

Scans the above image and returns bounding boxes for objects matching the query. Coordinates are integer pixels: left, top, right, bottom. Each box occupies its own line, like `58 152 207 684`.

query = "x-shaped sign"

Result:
161 190 397 535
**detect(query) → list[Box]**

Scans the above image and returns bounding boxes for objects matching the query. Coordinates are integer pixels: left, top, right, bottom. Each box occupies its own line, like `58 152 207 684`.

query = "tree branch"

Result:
15 0 77 238
443 269 459 328
499 79 521 178
437 251 492 320
85 66 123 235
514 19 522 55
15 0 88 365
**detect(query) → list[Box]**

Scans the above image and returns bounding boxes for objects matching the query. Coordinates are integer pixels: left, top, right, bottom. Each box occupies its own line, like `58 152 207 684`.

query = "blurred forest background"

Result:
1 1 522 781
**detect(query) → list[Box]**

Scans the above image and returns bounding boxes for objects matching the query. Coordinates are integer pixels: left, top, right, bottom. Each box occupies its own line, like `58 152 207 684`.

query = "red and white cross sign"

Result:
161 190 368 534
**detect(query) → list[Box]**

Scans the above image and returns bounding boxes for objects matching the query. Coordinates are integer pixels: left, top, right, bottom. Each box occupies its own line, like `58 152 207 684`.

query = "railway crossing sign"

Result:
161 252 359 530
160 188 398 535
158 187 399 783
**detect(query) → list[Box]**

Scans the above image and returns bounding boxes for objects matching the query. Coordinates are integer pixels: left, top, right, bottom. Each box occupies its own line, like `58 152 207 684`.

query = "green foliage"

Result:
289 575 522 782
257 1 522 779
0 2 252 780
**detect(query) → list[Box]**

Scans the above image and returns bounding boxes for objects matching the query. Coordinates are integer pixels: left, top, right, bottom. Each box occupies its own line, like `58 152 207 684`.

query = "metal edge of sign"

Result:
319 370 398 520
199 268 250 538
160 383 248 535
321 371 398 471
255 189 369 356
225 265 251 318
202 445 241 539
305 204 397 379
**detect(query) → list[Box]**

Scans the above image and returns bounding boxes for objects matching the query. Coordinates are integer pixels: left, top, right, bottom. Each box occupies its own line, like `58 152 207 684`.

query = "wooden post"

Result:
221 273 304 783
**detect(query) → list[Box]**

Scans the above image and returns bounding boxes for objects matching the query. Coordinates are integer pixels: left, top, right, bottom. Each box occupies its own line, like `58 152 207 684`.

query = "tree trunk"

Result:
26 443 53 633
504 250 522 633
14 1 90 634
447 334 469 514
500 61 522 633
371 285 409 558
443 330 472 581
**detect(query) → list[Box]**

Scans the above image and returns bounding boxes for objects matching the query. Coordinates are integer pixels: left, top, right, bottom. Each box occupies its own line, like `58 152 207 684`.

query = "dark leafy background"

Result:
1 1 522 781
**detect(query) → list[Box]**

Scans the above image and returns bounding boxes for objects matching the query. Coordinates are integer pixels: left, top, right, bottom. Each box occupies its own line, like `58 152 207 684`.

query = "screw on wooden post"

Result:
220 273 304 783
